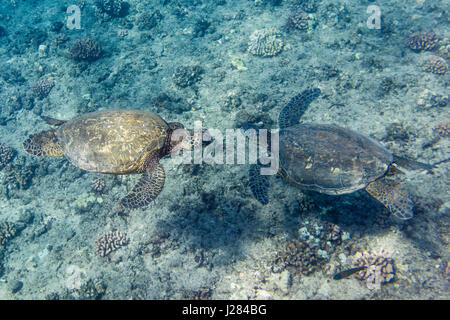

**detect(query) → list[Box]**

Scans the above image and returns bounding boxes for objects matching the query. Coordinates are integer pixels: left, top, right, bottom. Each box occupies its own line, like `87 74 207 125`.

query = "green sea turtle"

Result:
248 88 435 220
23 109 196 211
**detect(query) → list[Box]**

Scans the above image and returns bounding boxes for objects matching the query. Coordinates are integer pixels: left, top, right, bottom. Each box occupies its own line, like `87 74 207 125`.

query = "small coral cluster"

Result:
95 0 127 17
352 249 395 290
0 222 17 246
91 178 106 193
434 121 450 137
31 78 54 99
407 31 438 51
172 65 204 88
95 231 129 257
69 38 103 62
272 221 347 275
248 28 283 57
0 142 15 169
424 56 448 74
2 156 35 190
285 8 309 31
136 10 163 31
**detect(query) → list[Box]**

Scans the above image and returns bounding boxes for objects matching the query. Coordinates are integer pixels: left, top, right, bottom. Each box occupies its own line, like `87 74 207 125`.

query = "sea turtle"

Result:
23 109 196 211
248 88 435 220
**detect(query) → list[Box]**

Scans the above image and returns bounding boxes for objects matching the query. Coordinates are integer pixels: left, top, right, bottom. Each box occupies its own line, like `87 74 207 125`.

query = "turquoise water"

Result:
0 0 448 299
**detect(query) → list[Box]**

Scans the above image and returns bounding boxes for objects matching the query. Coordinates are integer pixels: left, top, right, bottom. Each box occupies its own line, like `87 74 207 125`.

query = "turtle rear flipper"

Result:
365 178 414 220
249 164 270 205
40 115 66 126
117 155 165 210
278 88 321 129
23 129 65 157
393 155 435 172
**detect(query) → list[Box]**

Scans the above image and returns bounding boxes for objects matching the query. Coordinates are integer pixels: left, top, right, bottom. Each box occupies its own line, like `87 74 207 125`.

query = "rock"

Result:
9 280 23 293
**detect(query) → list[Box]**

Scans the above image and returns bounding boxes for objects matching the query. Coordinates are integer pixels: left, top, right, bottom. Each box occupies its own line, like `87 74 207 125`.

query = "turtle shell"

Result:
56 109 168 174
279 124 393 195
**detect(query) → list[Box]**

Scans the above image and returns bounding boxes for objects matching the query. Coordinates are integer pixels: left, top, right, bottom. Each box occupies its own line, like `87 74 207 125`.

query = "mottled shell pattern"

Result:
279 124 393 195
56 109 168 174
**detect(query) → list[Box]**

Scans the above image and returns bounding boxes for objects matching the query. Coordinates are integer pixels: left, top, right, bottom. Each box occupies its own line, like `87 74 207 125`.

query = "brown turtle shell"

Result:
56 109 168 174
279 124 393 195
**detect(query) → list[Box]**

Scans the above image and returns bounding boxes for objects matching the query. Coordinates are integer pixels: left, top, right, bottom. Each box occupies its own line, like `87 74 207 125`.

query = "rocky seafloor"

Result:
0 0 448 299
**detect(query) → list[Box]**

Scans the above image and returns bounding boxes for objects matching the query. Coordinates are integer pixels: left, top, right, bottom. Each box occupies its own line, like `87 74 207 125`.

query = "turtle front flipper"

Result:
249 164 270 205
278 88 321 129
23 129 65 157
117 162 165 210
365 178 414 220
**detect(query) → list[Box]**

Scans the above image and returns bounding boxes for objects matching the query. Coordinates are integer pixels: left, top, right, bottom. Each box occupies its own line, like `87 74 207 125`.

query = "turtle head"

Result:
166 122 211 154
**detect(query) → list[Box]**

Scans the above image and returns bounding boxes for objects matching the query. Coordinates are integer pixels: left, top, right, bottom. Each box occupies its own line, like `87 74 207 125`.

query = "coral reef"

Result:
272 221 347 275
95 231 129 257
352 249 395 290
424 56 448 74
434 121 450 137
52 33 68 47
248 28 283 57
0 142 15 169
2 156 35 191
172 65 204 88
136 10 163 31
271 239 321 275
91 178 106 193
69 38 103 62
407 31 438 51
285 8 310 31
31 78 54 100
0 222 17 246
95 0 128 17
70 278 107 300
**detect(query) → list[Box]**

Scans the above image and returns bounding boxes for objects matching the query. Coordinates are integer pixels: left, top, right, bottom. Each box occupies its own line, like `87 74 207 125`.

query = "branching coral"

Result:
0 222 17 246
407 31 438 51
0 142 15 169
69 38 103 62
31 78 54 99
95 231 129 257
248 28 283 57
352 249 395 290
424 56 448 74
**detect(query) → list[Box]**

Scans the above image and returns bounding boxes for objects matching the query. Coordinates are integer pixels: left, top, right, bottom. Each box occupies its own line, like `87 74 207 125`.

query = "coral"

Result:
31 78 54 100
0 222 17 246
91 178 106 193
95 231 129 257
193 17 212 38
294 0 317 13
383 123 410 143
248 28 283 57
0 142 15 169
352 249 395 290
183 288 213 300
407 31 438 51
69 38 103 62
434 121 450 137
172 65 204 88
95 0 128 17
272 221 347 275
286 8 309 31
424 56 448 74
73 279 107 299
137 10 163 31
53 33 68 47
